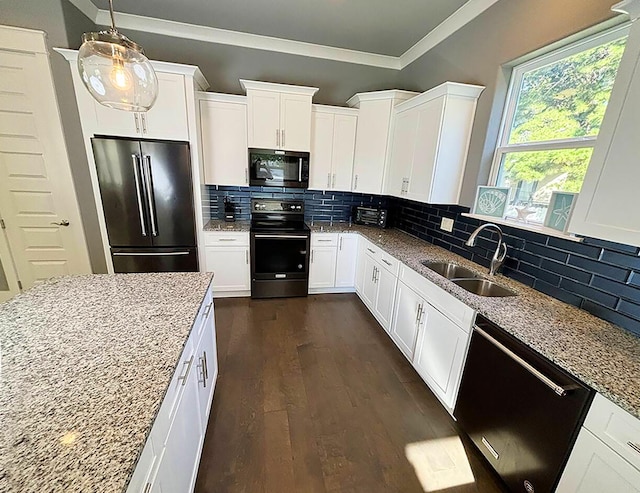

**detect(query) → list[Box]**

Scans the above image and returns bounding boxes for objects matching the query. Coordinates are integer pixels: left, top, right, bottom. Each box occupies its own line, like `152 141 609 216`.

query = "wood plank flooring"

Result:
194 294 506 493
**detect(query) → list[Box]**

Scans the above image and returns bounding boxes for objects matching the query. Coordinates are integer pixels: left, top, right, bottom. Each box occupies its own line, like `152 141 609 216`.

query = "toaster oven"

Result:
353 207 389 228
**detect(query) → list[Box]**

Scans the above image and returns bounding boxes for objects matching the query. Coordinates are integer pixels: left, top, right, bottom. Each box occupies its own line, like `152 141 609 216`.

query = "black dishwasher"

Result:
455 314 593 493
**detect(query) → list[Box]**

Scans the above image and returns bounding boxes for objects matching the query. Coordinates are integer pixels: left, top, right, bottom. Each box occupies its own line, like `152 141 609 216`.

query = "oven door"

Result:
249 149 309 188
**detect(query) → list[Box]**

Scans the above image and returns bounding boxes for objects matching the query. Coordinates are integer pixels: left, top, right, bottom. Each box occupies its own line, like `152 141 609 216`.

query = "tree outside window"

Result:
493 26 628 223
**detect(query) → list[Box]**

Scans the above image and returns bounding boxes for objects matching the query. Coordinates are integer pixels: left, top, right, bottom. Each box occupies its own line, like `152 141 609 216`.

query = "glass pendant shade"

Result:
78 31 158 112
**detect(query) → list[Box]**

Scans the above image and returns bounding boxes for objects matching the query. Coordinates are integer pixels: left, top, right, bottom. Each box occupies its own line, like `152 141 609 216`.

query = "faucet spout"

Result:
465 223 508 276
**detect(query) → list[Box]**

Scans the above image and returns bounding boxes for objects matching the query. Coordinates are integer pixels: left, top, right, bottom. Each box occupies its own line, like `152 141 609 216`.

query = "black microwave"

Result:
249 148 309 188
353 207 389 228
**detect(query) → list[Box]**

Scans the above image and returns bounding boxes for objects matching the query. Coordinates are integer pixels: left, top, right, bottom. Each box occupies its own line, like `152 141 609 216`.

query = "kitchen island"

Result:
0 272 214 493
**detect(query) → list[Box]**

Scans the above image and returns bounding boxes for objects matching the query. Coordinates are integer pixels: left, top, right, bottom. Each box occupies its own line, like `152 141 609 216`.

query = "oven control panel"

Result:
252 199 304 213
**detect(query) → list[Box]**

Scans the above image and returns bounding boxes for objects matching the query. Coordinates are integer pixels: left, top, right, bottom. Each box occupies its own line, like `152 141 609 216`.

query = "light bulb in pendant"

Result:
110 61 131 90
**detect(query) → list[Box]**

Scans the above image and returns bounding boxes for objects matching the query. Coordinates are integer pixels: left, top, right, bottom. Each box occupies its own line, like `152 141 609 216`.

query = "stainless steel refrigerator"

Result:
91 137 198 273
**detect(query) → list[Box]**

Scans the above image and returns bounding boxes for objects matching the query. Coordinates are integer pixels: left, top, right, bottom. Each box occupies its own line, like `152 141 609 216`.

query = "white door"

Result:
247 90 280 148
557 428 640 493
310 111 334 190
309 246 337 289
205 247 250 292
361 255 378 309
407 98 444 203
386 108 419 197
412 303 468 409
280 93 312 151
0 28 91 291
335 234 358 288
0 232 19 302
195 308 218 431
200 99 248 186
331 114 357 191
143 72 189 140
390 281 423 360
373 266 397 332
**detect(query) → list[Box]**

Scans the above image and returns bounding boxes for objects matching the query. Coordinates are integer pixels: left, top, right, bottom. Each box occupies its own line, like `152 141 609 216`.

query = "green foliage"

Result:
501 36 627 193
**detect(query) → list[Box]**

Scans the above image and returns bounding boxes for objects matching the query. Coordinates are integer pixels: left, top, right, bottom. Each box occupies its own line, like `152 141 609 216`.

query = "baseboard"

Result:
212 290 251 298
308 287 356 295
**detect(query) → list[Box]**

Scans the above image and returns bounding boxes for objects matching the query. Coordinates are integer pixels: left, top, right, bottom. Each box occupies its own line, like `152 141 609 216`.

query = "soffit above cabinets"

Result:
68 0 503 70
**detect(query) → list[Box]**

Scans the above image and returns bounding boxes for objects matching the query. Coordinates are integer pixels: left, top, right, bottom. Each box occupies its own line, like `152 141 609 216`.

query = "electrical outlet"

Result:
440 217 454 232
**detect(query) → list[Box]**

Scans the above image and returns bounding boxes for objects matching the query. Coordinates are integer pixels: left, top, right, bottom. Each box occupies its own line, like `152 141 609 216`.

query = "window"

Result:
491 26 629 224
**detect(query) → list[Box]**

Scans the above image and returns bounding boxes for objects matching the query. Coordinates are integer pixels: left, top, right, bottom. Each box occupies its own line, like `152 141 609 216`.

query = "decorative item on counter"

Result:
473 186 510 218
544 191 578 232
223 197 237 222
515 205 537 223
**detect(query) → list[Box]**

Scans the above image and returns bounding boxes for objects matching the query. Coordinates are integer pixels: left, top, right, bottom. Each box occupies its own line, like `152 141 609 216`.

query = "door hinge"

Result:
0 218 5 229
17 280 23 290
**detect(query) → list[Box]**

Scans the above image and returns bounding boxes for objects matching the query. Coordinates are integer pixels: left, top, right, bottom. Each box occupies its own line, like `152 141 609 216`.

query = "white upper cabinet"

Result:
310 105 358 191
241 80 318 151
347 90 417 194
385 82 484 204
198 93 249 186
569 7 640 246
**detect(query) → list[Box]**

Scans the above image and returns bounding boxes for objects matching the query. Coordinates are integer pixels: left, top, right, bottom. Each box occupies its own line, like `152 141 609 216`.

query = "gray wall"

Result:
0 0 107 273
399 0 620 206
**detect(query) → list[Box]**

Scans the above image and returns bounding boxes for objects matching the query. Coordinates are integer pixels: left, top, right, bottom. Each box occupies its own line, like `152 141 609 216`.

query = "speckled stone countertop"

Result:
312 223 640 419
204 219 250 232
0 272 214 493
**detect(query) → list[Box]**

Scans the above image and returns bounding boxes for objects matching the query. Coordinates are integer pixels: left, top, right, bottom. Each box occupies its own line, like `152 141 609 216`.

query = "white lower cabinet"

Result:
335 234 359 288
127 286 217 493
309 246 337 289
308 233 358 293
373 266 397 331
389 281 423 358
204 232 250 297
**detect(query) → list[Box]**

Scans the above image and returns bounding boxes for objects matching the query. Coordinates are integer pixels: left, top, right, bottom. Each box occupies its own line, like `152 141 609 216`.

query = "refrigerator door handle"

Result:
112 251 190 256
142 155 158 237
131 154 147 237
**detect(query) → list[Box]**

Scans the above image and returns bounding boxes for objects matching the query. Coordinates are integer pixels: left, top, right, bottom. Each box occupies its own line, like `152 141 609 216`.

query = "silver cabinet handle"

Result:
197 357 206 386
628 441 640 455
317 239 333 242
282 129 285 147
276 128 280 147
375 267 380 283
339 237 343 250
371 266 375 282
366 248 375 254
143 483 151 493
203 301 213 319
218 238 237 242
327 173 331 188
177 356 194 386
142 155 158 236
134 114 140 133
245 249 249 264
474 326 575 397
203 351 209 381
311 249 314 263
415 303 423 326
131 154 147 237
51 220 70 227
141 113 147 134
332 173 336 188
354 174 358 190
382 259 392 266
245 167 249 184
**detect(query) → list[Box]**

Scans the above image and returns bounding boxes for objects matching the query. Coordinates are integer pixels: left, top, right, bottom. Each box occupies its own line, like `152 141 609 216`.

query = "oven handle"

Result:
254 234 308 239
474 326 576 397
299 158 302 182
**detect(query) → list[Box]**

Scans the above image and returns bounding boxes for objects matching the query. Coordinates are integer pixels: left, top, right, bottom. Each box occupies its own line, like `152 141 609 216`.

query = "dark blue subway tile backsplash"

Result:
389 197 640 337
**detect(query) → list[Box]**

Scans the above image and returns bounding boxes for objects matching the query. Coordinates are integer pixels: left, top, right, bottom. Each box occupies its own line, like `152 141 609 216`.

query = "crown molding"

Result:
240 79 319 96
68 0 509 70
394 82 485 112
346 90 418 108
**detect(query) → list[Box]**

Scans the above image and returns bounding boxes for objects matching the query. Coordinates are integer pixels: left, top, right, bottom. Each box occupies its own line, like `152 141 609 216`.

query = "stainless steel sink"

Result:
452 278 517 297
422 261 480 280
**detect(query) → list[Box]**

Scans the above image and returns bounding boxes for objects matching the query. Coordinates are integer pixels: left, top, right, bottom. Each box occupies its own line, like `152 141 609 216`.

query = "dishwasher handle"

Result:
474 326 578 397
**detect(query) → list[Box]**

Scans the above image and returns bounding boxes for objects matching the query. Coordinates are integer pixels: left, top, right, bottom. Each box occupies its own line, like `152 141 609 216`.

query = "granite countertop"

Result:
0 272 214 493
312 223 640 419
204 219 250 232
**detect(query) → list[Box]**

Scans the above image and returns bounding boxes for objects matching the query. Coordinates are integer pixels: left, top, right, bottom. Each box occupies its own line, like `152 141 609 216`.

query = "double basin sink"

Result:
422 261 517 297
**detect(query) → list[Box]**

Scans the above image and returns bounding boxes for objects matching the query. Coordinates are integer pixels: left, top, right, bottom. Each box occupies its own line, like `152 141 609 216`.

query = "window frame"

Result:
488 24 631 189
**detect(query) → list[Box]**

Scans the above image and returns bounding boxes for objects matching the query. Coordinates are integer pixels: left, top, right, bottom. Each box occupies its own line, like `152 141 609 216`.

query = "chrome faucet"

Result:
465 223 507 276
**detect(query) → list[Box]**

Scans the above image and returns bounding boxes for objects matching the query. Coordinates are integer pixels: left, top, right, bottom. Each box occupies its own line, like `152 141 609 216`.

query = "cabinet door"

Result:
143 72 188 140
355 241 367 295
200 99 248 186
154 360 203 493
90 98 140 138
373 266 397 332
386 108 418 197
412 303 468 409
280 93 312 151
205 247 250 292
331 114 357 191
390 281 423 360
309 246 337 289
556 428 640 493
195 307 218 432
310 111 334 190
335 234 359 288
361 255 378 309
352 99 392 194
247 90 280 148
406 98 444 203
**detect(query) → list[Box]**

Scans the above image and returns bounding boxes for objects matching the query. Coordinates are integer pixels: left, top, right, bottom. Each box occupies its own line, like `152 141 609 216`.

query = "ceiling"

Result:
91 0 470 57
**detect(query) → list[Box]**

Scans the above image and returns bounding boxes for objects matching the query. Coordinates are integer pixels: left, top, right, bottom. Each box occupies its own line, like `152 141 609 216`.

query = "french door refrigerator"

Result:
91 137 198 273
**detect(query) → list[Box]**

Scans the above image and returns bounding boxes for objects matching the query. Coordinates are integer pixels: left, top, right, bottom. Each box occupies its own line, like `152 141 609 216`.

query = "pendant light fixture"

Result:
77 0 158 112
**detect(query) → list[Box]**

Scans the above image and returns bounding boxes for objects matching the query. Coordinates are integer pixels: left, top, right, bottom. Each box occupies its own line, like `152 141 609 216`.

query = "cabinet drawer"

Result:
379 252 399 276
311 233 338 247
125 438 157 493
584 393 640 471
399 264 474 331
193 288 214 341
204 232 249 246
362 239 381 260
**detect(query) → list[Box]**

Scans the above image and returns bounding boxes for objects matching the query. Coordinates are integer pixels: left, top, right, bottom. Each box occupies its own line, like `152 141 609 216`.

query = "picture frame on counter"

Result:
473 186 510 218
544 191 578 232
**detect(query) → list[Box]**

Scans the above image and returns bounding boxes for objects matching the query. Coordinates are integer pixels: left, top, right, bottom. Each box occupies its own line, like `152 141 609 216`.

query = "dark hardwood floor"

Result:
194 294 506 493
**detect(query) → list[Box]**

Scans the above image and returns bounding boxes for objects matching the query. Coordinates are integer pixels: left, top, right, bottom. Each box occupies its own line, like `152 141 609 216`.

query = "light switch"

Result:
440 217 454 232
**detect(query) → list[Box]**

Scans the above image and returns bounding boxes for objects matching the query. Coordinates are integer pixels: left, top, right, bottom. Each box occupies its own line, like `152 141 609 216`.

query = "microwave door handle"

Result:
299 158 302 182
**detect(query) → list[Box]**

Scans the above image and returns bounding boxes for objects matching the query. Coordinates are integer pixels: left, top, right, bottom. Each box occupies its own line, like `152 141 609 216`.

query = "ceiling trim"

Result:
68 0 501 70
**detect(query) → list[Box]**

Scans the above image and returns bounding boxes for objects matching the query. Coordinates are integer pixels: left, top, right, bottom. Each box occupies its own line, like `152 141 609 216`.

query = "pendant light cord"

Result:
108 0 117 33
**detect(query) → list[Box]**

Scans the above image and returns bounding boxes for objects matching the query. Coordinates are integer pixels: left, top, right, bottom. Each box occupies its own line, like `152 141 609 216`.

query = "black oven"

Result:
249 148 309 188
